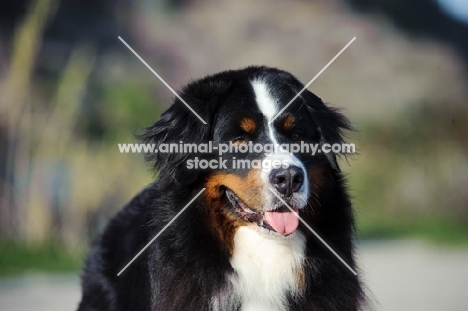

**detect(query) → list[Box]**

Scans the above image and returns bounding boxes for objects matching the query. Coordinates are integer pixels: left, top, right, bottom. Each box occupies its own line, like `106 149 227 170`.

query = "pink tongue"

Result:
264 208 299 235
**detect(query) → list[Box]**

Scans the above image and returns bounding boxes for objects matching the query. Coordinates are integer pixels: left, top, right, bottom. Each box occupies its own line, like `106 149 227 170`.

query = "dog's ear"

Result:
138 80 231 185
138 100 208 185
304 90 353 172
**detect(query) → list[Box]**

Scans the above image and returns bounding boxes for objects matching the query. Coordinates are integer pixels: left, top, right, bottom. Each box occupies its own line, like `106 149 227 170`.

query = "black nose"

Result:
269 166 304 197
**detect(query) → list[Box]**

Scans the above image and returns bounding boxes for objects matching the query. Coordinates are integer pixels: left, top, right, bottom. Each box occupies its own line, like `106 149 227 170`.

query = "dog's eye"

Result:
291 133 300 141
233 138 247 145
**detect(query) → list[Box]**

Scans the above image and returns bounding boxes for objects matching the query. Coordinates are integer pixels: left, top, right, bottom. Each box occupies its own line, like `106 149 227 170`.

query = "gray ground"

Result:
0 240 467 311
359 240 468 311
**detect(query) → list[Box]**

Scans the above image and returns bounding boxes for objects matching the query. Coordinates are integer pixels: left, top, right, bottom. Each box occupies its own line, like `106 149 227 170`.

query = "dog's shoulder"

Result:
78 186 155 311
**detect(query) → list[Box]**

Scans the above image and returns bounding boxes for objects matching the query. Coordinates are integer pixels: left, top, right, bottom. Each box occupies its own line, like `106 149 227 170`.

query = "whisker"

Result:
307 201 316 214
312 196 321 207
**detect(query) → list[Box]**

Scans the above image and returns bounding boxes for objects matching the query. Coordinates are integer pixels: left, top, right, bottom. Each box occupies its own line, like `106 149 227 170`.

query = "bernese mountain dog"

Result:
78 66 365 310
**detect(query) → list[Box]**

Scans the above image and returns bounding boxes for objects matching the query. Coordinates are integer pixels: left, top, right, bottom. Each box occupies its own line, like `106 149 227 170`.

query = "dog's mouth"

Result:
225 189 299 235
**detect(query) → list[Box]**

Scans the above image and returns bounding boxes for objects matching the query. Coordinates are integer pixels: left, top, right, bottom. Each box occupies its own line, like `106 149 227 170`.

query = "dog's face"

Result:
141 66 351 244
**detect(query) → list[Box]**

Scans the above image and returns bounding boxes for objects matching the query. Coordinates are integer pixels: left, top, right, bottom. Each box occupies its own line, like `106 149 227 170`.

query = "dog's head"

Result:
140 66 351 241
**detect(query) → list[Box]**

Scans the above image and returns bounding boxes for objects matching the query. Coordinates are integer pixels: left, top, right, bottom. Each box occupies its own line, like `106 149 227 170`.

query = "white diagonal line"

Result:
269 37 356 124
117 188 206 276
118 36 207 125
268 188 357 275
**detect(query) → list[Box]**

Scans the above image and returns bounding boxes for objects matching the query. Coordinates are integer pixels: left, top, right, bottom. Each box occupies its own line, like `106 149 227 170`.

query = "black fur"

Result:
78 66 365 311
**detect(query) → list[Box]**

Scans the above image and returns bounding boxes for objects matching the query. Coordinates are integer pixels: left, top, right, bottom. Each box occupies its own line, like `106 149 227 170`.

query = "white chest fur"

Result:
229 226 306 311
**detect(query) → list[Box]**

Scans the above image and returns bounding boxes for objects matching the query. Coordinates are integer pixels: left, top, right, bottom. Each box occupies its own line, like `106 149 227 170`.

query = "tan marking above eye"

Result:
283 114 295 132
239 117 257 133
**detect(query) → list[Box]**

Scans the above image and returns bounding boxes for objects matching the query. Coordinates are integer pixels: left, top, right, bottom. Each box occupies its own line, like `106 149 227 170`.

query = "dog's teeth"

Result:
244 207 255 214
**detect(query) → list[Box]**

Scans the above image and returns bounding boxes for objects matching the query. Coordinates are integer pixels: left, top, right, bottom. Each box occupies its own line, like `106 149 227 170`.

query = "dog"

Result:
78 66 365 310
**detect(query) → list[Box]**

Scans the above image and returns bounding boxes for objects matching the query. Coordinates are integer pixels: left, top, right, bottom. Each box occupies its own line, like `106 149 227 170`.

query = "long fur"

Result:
78 66 365 311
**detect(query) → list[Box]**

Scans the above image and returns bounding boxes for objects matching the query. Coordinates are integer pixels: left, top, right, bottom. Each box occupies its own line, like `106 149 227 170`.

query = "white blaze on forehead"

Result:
251 79 279 147
251 79 309 210
251 80 278 123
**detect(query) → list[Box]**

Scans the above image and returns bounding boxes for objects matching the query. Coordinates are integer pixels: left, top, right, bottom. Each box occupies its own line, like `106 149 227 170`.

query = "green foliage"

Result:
100 83 163 142
0 241 83 277
357 216 468 245
348 103 468 244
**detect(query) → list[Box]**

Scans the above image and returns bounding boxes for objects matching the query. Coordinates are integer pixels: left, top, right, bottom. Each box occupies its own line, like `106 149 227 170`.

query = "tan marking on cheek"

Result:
239 117 256 133
203 170 266 254
283 114 295 132
205 170 265 209
203 194 243 254
298 167 332 235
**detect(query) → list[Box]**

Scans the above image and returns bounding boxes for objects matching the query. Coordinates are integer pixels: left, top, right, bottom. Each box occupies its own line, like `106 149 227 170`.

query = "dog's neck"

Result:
228 225 306 311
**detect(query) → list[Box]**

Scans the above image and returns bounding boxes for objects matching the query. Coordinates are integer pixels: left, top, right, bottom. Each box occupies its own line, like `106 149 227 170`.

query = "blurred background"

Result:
0 0 467 310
